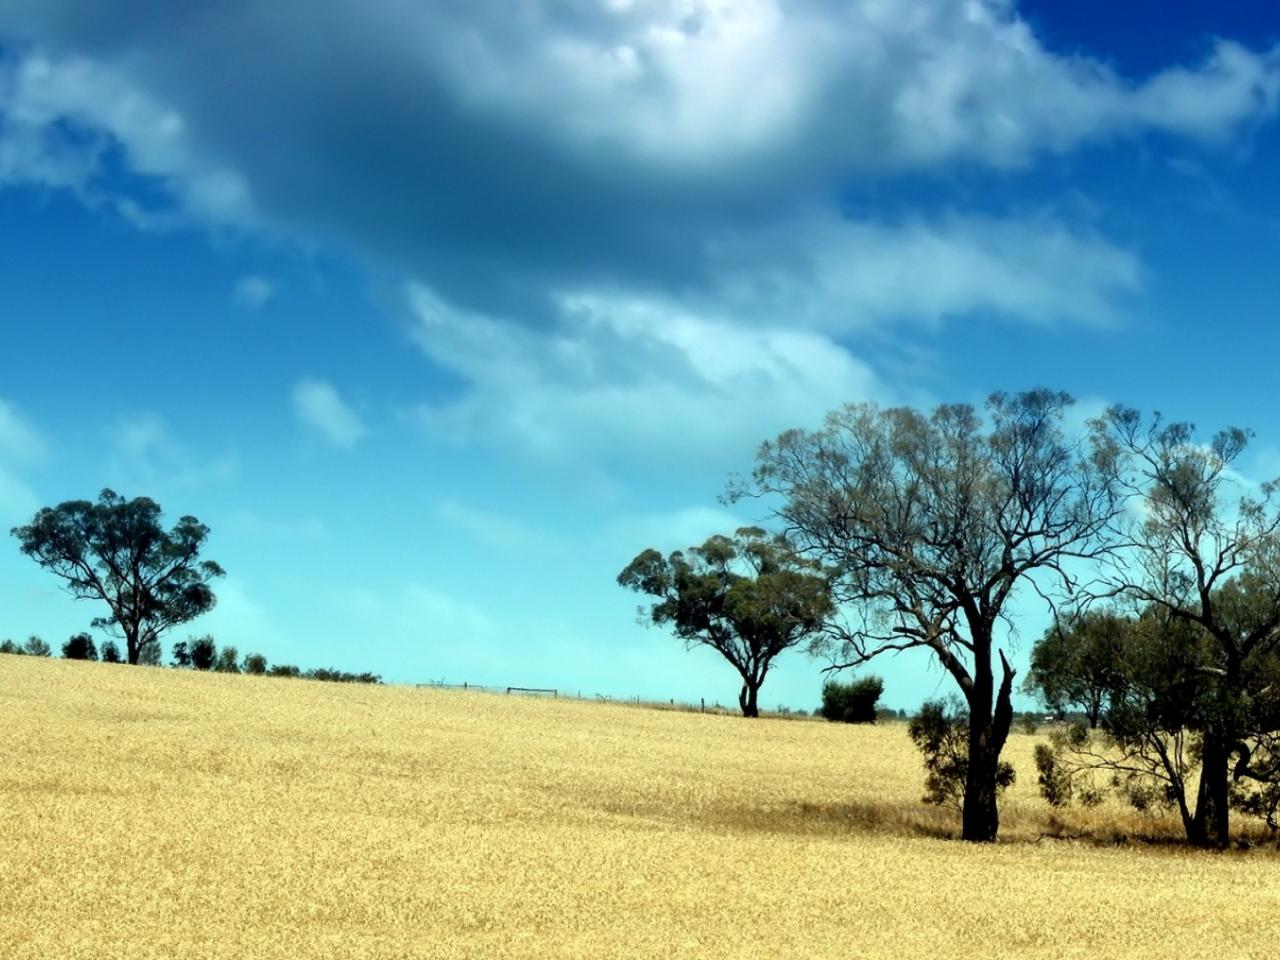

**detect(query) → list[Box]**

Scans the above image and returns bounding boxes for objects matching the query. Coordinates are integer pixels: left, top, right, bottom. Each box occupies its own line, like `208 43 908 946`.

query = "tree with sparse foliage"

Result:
733 390 1122 841
1101 408 1280 847
61 632 98 661
618 527 833 718
23 635 51 657
12 490 224 665
101 641 122 664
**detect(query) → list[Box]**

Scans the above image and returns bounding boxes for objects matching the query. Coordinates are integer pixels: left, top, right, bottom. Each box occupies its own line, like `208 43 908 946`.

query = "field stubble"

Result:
1 655 1277 959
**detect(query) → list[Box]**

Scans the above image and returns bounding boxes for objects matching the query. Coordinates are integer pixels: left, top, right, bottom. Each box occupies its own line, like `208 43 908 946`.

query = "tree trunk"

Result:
961 647 1015 843
126 628 141 666
1191 730 1231 848
962 745 1001 842
738 682 760 718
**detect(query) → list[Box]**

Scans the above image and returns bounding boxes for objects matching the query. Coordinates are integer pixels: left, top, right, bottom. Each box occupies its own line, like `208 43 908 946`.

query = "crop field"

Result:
1 655 1277 959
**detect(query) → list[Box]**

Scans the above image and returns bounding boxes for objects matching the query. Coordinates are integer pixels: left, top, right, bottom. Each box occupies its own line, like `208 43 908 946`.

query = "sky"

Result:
2 1 1280 713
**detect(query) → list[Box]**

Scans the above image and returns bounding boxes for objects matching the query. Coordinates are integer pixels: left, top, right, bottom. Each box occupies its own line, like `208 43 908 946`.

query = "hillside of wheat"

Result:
1 654 1276 959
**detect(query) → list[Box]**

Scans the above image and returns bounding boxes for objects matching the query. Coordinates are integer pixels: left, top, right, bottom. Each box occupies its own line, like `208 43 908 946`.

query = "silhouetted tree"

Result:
189 635 217 671
171 641 192 668
733 391 1122 841
61 632 98 661
242 652 268 675
101 641 123 664
619 527 832 717
12 490 224 665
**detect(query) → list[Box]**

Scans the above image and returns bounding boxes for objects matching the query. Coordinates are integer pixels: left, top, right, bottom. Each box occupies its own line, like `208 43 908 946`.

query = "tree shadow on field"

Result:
701 798 960 842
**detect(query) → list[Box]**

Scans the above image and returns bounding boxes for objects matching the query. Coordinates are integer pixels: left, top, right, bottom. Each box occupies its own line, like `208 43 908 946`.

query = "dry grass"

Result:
1 654 1277 959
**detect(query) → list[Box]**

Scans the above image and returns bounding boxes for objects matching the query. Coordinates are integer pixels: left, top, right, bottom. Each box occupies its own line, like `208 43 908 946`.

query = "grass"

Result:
1 654 1278 959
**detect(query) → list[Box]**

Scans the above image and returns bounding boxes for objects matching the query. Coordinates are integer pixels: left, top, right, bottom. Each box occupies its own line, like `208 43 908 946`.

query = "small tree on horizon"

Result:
12 489 224 665
618 527 833 718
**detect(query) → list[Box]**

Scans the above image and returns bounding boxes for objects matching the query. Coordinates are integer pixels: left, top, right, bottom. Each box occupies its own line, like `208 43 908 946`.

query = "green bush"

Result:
242 652 268 675
61 633 99 661
0 638 24 655
214 645 241 673
820 675 884 724
907 699 1015 808
100 641 123 663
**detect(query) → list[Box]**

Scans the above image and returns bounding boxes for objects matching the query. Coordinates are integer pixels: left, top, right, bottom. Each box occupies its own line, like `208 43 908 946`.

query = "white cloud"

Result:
405 282 887 466
232 275 275 309
290 378 367 450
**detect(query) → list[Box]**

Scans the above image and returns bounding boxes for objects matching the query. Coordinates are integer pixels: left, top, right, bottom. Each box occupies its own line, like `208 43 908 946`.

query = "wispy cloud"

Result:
232 275 275 309
291 378 367 450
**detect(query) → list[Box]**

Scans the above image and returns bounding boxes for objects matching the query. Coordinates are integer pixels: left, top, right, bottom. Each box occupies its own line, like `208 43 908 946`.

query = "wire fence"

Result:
411 680 818 717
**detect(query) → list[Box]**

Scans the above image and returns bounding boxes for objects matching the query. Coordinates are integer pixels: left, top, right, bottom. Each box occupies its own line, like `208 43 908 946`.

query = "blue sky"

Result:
1 1 1279 712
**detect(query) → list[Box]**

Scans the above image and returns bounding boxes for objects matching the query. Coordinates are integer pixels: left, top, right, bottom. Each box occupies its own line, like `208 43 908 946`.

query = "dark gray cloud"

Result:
2 0 1274 328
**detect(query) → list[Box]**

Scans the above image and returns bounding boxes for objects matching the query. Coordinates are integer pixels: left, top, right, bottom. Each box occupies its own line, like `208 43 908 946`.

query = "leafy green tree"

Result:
12 490 224 665
0 638 22 655
101 641 123 664
171 641 192 668
242 652 268 675
734 390 1123 841
618 527 833 717
1024 610 1129 728
61 632 98 661
819 675 883 724
22 635 51 657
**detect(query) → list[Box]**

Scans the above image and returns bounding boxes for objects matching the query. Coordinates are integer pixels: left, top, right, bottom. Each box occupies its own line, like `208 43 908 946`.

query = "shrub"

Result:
0 638 23 655
189 635 217 671
61 633 99 661
242 652 268 675
907 699 1015 809
22 635 51 657
171 641 192 668
305 668 381 684
820 675 884 724
214 645 241 673
267 664 302 678
100 641 123 664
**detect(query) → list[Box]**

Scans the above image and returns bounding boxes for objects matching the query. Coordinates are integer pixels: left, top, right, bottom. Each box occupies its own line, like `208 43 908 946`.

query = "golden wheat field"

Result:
1 655 1277 959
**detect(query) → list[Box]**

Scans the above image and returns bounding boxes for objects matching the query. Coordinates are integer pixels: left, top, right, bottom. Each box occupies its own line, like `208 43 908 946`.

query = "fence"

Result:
412 681 800 716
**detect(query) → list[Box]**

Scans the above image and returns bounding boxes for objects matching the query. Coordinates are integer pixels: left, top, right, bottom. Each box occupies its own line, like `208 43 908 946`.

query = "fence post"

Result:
701 697 705 713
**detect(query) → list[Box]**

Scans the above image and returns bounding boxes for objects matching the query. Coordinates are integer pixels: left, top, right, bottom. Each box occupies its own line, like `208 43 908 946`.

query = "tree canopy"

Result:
12 489 224 665
618 527 832 717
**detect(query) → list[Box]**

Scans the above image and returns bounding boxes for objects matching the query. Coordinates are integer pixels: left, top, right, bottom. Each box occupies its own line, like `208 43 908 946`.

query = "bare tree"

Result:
734 390 1122 841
